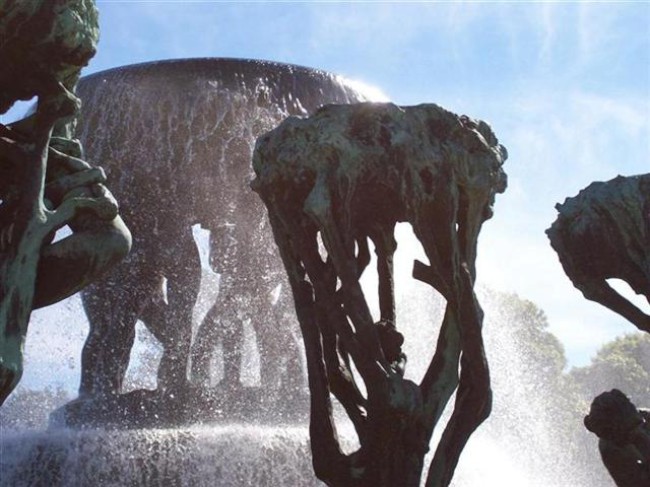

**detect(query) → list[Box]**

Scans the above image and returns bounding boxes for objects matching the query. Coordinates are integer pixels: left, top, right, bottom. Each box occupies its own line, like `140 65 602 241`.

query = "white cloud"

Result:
577 2 618 67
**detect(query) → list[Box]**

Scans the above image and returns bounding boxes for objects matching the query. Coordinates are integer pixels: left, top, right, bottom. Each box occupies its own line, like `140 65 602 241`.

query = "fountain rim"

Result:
80 57 343 82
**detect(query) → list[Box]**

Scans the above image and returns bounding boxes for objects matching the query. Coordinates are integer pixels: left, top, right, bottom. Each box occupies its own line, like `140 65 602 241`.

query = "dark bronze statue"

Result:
549 173 650 485
0 0 130 405
547 174 650 333
59 59 373 424
253 103 507 486
585 390 650 486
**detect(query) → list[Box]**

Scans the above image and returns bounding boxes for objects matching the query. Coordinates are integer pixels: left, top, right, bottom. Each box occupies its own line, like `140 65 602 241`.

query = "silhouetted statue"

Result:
585 390 650 486
0 0 130 405
547 174 650 333
548 173 650 485
65 60 373 423
253 103 507 486
190 224 302 395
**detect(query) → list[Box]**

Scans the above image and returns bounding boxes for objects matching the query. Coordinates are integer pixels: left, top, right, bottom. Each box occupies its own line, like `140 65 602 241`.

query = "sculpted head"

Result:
0 0 99 116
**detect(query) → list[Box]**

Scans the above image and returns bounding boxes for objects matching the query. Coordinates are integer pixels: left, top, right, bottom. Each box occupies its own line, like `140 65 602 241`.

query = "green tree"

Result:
481 291 597 482
571 332 650 407
485 290 567 383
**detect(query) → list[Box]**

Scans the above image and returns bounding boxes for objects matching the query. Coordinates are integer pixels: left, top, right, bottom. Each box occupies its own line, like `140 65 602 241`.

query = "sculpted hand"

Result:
45 166 119 221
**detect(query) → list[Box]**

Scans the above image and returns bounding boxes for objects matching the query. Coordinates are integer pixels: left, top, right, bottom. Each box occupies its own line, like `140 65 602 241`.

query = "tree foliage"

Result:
479 290 623 485
571 333 650 407
487 290 566 379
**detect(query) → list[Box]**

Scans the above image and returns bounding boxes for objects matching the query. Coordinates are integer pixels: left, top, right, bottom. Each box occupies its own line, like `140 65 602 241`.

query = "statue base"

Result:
50 385 310 429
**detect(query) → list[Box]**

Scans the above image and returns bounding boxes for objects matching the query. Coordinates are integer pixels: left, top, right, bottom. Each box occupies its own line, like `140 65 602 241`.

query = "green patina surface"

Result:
0 0 130 405
253 102 507 486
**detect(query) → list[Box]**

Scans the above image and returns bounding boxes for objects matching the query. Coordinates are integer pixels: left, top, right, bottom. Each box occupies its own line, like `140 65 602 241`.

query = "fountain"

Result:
0 2 614 485
251 102 507 485
1 276 609 486
49 57 379 427
548 174 650 485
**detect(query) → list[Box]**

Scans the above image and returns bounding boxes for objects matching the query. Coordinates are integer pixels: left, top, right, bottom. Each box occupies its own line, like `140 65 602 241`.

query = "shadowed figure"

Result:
253 102 507 486
69 60 372 416
80 213 200 397
0 0 131 405
191 219 304 397
547 174 650 333
548 174 650 485
584 390 650 486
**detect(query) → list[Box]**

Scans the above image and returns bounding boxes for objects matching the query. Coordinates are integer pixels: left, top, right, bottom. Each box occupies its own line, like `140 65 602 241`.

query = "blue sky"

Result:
5 1 650 391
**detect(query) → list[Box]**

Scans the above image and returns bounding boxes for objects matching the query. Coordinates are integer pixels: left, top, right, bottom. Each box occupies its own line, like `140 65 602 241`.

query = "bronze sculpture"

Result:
0 0 130 405
253 102 507 486
584 389 650 486
548 174 650 333
61 59 374 424
549 173 650 486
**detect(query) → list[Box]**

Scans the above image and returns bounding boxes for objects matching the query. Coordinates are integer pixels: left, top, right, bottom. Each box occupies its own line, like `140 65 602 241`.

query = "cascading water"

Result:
1 426 320 486
61 58 379 425
0 59 606 485
1 248 607 486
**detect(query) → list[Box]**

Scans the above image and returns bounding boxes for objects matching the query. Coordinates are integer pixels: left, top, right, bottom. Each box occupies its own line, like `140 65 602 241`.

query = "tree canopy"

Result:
571 333 650 407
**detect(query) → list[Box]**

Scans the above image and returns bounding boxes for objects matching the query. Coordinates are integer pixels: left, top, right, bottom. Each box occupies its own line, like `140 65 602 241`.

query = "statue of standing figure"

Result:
0 0 131 405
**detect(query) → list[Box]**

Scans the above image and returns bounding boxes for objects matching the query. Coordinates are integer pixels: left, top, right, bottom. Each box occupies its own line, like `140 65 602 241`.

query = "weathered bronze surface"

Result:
253 102 507 486
0 0 131 405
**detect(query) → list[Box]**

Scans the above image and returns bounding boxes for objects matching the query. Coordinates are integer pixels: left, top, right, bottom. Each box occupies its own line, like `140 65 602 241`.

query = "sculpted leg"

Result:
256 294 304 395
33 218 131 309
220 294 243 388
146 226 201 393
190 299 222 385
80 265 155 397
578 277 650 334
193 229 243 388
